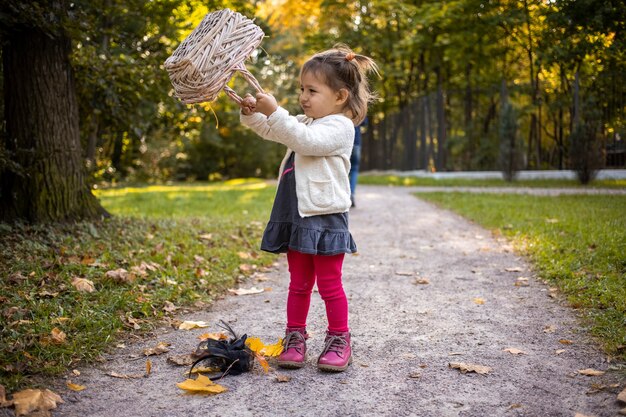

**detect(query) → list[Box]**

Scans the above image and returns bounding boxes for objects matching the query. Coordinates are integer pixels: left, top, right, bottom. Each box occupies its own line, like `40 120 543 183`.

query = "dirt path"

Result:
54 185 623 417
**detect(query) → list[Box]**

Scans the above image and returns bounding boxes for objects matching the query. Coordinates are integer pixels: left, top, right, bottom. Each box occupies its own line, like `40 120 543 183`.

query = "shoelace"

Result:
320 335 348 356
283 331 305 352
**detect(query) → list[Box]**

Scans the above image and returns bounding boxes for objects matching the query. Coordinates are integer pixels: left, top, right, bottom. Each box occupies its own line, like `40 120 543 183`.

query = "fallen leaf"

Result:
414 278 430 285
508 404 523 410
408 371 421 379
0 384 10 407
188 366 221 375
12 389 63 416
237 252 252 259
143 342 170 356
578 368 605 376
198 332 228 341
145 359 152 376
228 287 265 296
559 339 574 345
71 277 95 293
66 381 85 392
105 268 134 283
167 354 194 366
50 328 67 345
473 297 485 305
176 374 227 394
514 277 529 287
503 348 527 355
178 321 210 330
245 337 284 357
162 301 178 313
555 349 566 355
105 371 144 379
574 414 595 417
505 267 523 272
275 374 291 382
618 387 626 403
449 362 492 375
198 233 213 241
543 325 557 333
448 352 464 356
72 370 80 376
254 352 270 373
395 271 414 276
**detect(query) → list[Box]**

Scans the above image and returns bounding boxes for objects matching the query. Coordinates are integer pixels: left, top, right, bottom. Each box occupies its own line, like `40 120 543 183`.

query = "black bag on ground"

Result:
189 321 254 380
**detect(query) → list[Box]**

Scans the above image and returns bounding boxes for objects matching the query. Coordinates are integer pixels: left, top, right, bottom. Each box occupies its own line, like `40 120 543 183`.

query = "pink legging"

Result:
286 250 348 332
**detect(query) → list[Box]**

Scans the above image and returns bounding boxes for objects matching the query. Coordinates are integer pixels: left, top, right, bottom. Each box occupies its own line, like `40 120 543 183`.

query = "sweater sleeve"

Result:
265 108 354 156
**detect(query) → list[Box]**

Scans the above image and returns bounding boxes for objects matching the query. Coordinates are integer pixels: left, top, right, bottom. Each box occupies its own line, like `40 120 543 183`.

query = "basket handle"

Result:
223 64 265 105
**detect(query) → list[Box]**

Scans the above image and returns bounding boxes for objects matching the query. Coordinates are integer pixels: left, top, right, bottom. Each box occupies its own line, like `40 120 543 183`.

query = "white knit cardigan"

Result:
241 107 354 218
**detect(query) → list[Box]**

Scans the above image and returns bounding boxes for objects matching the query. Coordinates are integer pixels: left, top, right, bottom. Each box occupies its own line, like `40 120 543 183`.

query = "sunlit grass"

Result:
417 192 626 360
0 180 277 390
359 175 626 188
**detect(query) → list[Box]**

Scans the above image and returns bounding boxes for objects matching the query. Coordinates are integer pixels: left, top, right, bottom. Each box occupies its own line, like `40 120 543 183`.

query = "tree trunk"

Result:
464 63 474 169
1 26 106 222
435 66 447 171
419 96 428 170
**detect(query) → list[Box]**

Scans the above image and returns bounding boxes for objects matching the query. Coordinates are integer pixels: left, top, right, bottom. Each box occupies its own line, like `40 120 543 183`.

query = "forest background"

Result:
1 0 624 188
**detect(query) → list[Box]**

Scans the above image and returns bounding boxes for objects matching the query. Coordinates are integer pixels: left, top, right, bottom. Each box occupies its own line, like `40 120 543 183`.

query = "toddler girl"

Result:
240 45 377 372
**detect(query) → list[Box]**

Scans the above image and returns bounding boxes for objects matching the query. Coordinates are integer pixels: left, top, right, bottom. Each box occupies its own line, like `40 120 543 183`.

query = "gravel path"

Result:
53 185 623 417
408 186 626 195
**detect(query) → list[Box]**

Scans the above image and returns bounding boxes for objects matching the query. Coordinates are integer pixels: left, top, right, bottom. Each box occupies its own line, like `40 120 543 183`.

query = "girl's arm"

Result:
264 108 354 156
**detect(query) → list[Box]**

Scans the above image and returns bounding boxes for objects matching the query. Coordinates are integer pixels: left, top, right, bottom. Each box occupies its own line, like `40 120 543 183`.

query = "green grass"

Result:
417 192 626 359
0 179 276 391
359 174 626 188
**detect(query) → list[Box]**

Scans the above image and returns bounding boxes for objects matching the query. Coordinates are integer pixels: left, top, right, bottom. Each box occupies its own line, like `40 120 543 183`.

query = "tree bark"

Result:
1 26 107 222
435 66 447 171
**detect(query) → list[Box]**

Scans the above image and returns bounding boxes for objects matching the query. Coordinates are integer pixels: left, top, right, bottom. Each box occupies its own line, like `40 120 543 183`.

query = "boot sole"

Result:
317 356 352 372
277 361 306 369
277 354 307 369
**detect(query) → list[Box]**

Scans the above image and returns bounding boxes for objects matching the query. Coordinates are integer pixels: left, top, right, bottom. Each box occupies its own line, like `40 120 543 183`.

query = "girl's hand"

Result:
240 94 256 116
255 92 278 117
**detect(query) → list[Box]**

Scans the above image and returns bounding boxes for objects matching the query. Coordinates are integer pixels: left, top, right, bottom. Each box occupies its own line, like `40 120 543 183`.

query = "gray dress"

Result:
261 152 357 256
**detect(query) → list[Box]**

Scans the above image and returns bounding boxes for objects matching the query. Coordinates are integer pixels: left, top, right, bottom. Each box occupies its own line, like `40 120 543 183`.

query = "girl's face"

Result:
299 71 348 120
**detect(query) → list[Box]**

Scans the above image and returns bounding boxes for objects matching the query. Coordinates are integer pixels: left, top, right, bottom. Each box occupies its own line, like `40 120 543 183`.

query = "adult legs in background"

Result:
349 144 361 207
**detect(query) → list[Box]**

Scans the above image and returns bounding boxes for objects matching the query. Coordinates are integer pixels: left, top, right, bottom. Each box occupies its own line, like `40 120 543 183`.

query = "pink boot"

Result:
317 331 352 372
277 327 308 368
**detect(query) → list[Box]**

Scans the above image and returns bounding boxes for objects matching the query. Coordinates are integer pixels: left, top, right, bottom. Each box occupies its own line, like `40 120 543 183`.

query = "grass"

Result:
359 174 626 188
417 192 626 360
0 179 276 391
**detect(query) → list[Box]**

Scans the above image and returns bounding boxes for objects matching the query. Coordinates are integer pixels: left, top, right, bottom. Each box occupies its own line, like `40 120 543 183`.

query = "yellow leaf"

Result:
197 332 228 341
50 328 67 345
71 277 95 293
245 337 284 357
176 374 227 394
473 297 485 305
66 381 86 392
188 366 221 375
254 352 270 373
146 359 152 376
12 389 63 416
178 320 209 330
578 368 605 376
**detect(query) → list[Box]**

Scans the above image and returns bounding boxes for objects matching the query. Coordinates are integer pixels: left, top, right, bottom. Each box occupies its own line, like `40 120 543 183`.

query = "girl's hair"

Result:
300 44 379 125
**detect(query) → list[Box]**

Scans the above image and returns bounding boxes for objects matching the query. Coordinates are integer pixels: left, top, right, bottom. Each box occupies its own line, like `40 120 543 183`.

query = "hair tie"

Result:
345 52 356 61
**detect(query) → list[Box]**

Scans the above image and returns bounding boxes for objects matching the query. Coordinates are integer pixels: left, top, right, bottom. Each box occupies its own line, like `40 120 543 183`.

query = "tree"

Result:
0 1 106 222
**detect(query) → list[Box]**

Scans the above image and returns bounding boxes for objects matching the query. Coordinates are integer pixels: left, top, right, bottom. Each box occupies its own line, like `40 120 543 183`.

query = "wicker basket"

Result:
164 9 265 104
